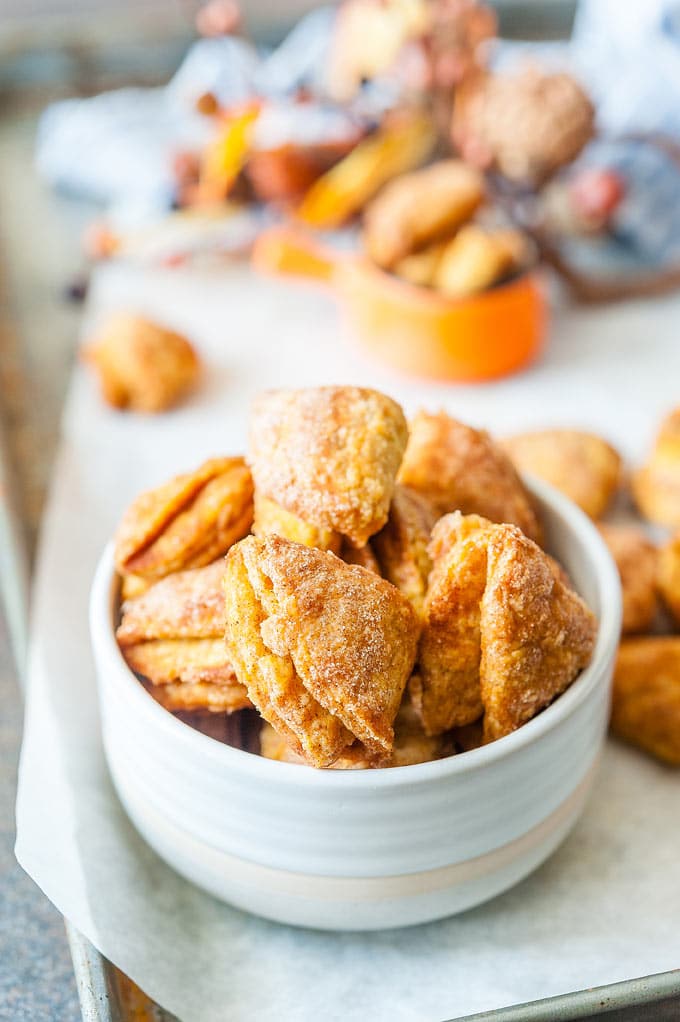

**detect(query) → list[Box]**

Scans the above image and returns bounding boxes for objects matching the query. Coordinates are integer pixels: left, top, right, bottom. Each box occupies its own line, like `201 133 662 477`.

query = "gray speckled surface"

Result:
0 608 80 1021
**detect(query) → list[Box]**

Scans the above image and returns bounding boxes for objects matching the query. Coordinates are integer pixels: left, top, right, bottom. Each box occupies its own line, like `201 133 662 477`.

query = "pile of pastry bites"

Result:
362 159 531 298
114 385 604 770
504 415 680 767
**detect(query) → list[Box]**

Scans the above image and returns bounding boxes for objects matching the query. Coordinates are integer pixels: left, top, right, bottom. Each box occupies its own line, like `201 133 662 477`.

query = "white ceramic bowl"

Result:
90 477 621 931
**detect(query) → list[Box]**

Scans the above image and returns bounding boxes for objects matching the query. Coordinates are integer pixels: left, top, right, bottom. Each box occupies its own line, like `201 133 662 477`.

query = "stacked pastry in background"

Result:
503 415 680 767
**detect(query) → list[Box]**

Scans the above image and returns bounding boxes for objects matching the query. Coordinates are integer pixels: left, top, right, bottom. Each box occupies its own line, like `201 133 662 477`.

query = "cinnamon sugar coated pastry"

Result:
363 159 485 270
223 534 419 767
501 429 622 520
259 696 446 769
83 312 200 412
252 492 341 552
413 512 597 739
117 562 250 713
598 524 658 635
114 457 253 587
657 532 680 627
372 485 437 614
633 408 680 527
248 386 408 546
611 638 680 765
398 410 542 543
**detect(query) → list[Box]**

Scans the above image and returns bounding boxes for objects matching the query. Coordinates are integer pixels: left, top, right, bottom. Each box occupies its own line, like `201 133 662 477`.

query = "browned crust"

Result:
248 386 408 546
611 637 680 765
399 411 542 543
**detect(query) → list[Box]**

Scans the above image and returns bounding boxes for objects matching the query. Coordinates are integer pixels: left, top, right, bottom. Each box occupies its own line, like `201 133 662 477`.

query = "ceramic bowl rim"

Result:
90 475 622 791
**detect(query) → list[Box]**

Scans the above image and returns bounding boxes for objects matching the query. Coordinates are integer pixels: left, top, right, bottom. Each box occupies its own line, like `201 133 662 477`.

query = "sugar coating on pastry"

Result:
372 485 438 614
413 512 596 738
480 524 597 741
224 534 419 767
260 696 446 769
248 386 408 547
502 429 622 520
399 410 542 543
149 679 251 714
121 637 237 687
115 457 253 583
611 637 680 765
116 558 250 712
363 159 485 269
83 312 200 413
252 492 341 552
413 514 491 733
657 531 680 627
117 560 227 644
598 524 658 635
633 408 680 527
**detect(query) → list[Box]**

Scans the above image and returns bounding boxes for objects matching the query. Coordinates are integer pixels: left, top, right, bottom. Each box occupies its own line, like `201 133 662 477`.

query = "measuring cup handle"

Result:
251 227 337 283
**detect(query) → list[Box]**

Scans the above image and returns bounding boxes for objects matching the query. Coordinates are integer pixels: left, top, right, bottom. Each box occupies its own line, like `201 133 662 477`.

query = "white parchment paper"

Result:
16 263 680 1021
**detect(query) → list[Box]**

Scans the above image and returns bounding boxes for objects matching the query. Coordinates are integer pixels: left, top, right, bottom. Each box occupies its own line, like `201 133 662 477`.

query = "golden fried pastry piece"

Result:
413 513 491 733
248 386 408 547
260 696 446 769
657 532 680 627
340 538 381 574
252 492 341 553
115 457 253 585
83 312 200 413
481 523 597 742
116 561 252 713
372 484 437 614
399 410 542 543
413 512 597 738
224 534 419 767
598 524 658 635
501 429 622 520
122 637 237 687
149 680 251 714
363 159 485 269
611 638 680 766
117 560 227 643
633 408 680 527
434 225 527 298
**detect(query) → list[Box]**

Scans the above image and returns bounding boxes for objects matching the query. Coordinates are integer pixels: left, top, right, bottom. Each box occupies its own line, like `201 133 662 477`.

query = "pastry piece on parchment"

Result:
259 694 447 769
248 386 408 547
114 456 253 592
372 484 437 615
413 512 597 741
633 408 680 527
83 312 200 413
224 534 419 768
116 561 251 714
399 410 542 543
598 523 658 635
611 637 680 766
501 429 622 520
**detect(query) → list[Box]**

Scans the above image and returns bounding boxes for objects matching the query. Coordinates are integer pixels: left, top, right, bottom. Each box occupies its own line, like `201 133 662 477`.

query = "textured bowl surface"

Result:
90 478 621 930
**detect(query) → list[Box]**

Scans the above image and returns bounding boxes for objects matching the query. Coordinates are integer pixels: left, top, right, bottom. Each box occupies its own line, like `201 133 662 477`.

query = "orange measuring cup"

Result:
252 227 547 383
